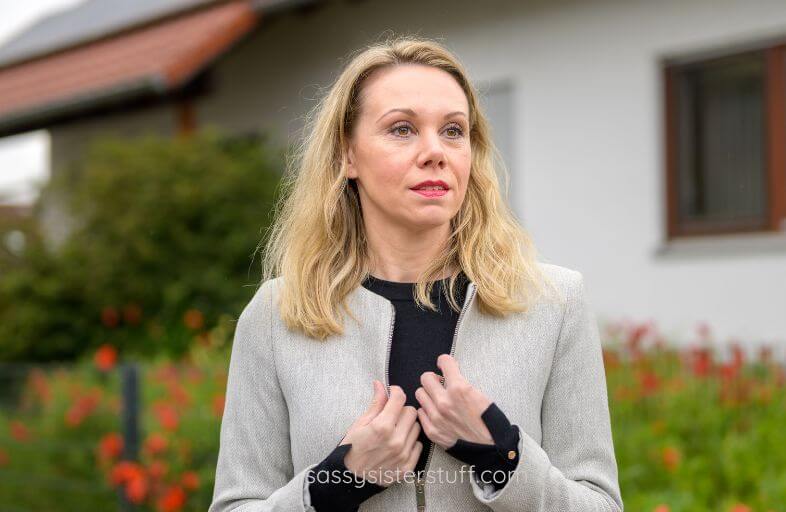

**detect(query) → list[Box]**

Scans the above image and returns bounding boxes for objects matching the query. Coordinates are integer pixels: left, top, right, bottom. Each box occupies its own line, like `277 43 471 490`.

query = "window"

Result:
664 44 786 238
478 79 519 217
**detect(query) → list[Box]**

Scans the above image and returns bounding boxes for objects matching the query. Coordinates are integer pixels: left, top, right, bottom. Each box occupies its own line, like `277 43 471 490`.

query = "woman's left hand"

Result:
415 354 494 449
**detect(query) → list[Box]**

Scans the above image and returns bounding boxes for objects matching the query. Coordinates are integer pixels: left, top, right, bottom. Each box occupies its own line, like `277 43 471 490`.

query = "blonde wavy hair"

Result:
258 34 558 340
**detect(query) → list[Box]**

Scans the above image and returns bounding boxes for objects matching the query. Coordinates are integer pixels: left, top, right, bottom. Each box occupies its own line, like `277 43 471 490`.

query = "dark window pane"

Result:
676 52 767 227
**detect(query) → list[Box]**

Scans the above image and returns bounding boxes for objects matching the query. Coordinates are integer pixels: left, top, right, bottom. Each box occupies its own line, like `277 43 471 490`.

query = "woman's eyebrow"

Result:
376 108 467 123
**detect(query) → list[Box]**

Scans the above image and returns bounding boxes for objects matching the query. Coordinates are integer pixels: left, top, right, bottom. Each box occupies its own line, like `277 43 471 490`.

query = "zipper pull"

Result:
415 476 426 511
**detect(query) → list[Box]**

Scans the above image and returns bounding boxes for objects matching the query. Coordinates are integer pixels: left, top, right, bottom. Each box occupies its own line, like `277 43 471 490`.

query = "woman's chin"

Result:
408 215 452 231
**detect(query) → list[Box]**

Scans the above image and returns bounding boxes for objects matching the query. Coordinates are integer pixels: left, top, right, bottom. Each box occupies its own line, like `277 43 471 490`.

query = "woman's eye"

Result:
445 124 464 138
389 122 464 138
391 124 412 136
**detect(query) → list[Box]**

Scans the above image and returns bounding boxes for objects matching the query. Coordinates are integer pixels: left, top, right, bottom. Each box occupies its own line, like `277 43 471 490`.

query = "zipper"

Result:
413 282 476 511
384 301 395 395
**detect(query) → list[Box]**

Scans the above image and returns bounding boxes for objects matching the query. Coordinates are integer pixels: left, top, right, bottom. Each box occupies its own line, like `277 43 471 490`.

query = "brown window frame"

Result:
664 43 786 239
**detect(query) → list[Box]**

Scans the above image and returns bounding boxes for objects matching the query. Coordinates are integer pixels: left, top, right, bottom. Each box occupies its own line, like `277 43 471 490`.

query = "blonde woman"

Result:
209 35 623 512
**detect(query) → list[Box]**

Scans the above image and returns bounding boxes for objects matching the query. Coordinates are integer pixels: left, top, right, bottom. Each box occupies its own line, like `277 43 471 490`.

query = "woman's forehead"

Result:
360 65 469 118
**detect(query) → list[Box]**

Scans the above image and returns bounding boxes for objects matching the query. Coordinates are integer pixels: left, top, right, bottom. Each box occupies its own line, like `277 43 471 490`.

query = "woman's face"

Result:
346 64 471 233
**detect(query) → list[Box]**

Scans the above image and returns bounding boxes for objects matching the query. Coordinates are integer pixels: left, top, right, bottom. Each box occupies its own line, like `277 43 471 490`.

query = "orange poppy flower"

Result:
157 485 187 512
94 344 118 372
99 432 124 460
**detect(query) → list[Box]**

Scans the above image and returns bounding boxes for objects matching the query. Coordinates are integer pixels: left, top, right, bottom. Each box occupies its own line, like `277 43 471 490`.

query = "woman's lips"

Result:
410 188 448 198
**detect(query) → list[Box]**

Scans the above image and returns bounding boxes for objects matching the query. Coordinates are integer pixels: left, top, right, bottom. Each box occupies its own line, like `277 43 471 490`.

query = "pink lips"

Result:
411 189 448 198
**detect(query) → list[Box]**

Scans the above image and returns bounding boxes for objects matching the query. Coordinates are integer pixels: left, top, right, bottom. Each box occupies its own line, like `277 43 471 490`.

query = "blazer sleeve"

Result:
467 270 624 511
209 280 319 512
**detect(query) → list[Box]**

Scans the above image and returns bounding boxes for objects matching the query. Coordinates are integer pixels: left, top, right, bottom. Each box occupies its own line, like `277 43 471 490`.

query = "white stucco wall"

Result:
198 0 786 353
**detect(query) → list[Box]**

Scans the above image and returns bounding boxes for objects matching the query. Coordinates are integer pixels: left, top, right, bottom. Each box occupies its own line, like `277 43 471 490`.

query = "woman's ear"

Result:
346 141 357 180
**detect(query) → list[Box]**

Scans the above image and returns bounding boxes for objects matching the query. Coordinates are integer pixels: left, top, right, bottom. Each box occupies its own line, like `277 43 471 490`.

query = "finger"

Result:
414 386 439 421
417 406 439 440
403 418 421 453
404 441 423 473
374 385 406 428
420 371 446 404
394 405 418 434
363 380 388 420
436 354 465 388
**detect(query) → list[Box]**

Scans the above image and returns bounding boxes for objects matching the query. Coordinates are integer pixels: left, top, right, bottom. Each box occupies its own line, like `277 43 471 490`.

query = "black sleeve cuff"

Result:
307 443 388 512
444 402 520 490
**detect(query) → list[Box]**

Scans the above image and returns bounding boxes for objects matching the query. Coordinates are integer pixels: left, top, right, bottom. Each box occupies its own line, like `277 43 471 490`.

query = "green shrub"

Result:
0 128 282 362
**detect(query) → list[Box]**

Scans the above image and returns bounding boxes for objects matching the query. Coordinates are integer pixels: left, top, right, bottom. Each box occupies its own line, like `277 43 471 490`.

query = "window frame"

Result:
663 42 786 239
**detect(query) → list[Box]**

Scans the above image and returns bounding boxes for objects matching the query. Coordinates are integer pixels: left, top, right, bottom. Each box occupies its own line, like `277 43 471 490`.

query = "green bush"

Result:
0 128 282 362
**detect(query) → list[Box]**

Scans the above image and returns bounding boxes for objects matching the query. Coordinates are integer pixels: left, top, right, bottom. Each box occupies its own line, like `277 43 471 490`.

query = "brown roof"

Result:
0 0 259 136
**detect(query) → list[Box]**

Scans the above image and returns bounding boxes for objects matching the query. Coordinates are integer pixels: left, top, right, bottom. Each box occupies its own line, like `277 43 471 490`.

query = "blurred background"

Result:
0 0 784 511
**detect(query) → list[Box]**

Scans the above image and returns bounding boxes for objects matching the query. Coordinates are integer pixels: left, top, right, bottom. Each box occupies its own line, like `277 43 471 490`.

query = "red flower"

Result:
99 432 124 461
690 347 713 377
157 485 187 512
101 306 120 328
10 420 30 442
185 366 204 384
638 370 661 396
144 433 169 456
153 363 178 383
183 309 204 330
719 362 739 383
661 446 681 472
180 471 200 491
212 394 225 418
653 506 670 512
126 473 149 504
65 389 102 427
153 403 180 431
626 322 650 352
94 344 118 372
148 460 169 480
28 368 52 404
110 461 144 486
167 382 191 407
602 349 620 371
123 303 143 326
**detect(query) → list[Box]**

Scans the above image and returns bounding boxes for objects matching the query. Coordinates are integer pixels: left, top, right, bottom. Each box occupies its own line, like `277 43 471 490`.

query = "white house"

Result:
0 0 784 355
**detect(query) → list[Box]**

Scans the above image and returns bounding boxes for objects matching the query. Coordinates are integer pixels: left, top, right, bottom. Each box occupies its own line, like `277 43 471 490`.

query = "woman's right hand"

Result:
339 381 423 487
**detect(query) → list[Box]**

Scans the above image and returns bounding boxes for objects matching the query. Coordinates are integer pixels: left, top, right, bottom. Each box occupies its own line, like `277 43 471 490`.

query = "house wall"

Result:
47 0 786 353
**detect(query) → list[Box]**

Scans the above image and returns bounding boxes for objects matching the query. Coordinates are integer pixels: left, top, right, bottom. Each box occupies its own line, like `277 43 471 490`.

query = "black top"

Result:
306 272 521 511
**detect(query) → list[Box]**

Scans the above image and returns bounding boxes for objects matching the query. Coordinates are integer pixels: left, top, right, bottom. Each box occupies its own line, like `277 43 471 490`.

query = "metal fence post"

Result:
118 362 140 511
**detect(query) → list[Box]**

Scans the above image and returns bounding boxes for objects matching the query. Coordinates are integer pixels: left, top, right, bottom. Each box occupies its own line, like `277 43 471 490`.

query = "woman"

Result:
209 35 623 512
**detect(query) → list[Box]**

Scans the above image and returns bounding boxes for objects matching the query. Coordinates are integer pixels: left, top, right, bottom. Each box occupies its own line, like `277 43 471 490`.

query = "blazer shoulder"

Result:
536 261 582 283
236 276 283 323
535 261 584 305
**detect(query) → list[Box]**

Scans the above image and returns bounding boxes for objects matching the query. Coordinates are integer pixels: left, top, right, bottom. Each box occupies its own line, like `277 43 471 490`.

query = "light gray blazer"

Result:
209 262 623 511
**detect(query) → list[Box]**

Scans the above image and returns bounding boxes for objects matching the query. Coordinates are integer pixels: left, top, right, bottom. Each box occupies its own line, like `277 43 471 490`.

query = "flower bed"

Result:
1 319 784 511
